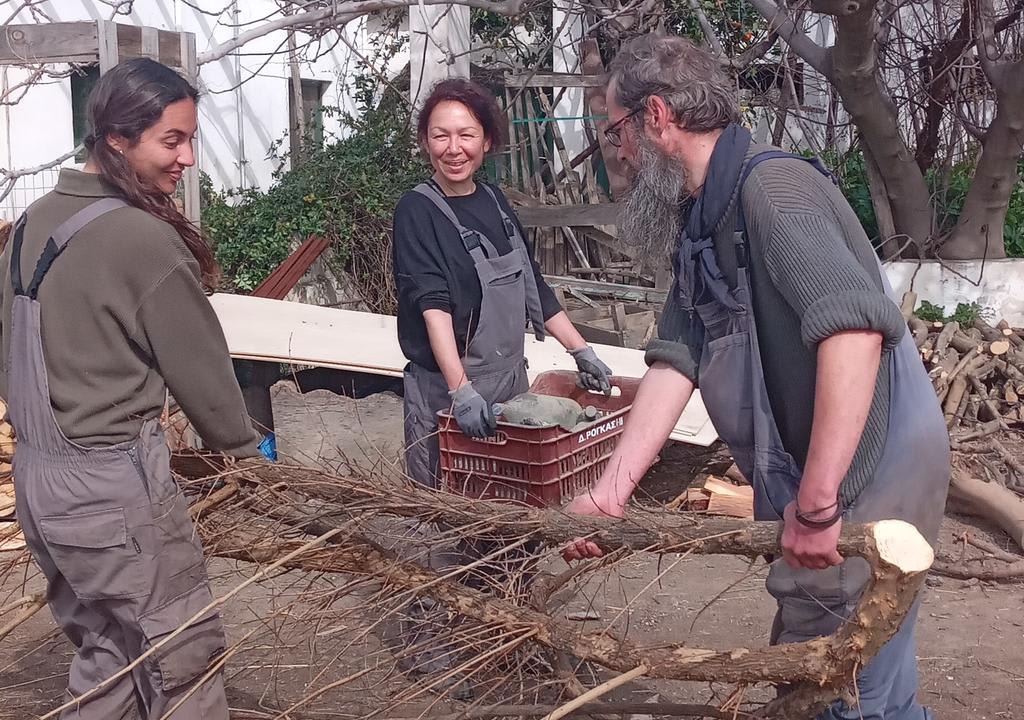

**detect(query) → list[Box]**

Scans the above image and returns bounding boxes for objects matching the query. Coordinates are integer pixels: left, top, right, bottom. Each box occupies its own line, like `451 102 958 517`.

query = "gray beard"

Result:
618 137 687 273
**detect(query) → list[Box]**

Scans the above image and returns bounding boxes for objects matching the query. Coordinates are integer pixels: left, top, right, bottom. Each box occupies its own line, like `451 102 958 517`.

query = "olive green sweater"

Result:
0 169 260 455
646 144 906 504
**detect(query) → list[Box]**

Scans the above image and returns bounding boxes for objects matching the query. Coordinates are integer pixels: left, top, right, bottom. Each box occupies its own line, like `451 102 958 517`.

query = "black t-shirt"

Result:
392 180 561 371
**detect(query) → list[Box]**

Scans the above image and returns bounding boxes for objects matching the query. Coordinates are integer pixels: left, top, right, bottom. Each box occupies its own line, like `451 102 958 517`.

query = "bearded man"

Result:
564 33 949 719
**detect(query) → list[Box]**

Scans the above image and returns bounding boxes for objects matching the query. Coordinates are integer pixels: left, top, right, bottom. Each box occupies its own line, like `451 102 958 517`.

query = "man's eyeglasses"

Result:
604 107 642 148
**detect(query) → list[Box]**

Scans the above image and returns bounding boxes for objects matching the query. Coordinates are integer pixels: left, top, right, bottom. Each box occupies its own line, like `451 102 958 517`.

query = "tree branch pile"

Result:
0 455 936 719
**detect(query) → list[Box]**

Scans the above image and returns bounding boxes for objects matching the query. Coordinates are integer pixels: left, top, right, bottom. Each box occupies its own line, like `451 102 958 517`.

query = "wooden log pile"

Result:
907 311 1024 434
901 295 1024 570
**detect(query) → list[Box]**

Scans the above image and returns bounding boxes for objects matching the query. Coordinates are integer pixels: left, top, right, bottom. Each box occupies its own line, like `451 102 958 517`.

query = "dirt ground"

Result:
2 381 1022 718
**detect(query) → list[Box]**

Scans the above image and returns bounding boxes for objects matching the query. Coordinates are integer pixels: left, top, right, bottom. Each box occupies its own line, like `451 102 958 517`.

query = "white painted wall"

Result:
886 260 1024 325
0 0 408 219
409 3 470 106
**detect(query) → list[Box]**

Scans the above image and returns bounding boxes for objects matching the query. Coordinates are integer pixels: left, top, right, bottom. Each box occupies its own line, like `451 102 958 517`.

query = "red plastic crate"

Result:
438 370 640 507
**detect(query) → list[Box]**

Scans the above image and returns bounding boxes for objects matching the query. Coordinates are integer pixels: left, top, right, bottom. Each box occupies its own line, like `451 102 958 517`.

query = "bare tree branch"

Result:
0 145 82 205
196 0 528 65
745 0 830 75
686 0 726 57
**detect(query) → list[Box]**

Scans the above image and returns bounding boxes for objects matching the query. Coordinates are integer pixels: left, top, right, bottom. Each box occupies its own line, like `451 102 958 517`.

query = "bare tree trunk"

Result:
941 102 1023 259
748 0 936 249
863 144 900 258
940 8 1024 260
822 1 935 248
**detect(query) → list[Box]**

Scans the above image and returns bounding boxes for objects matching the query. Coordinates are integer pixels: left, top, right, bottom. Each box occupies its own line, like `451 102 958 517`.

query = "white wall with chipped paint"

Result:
0 0 407 219
885 260 1024 325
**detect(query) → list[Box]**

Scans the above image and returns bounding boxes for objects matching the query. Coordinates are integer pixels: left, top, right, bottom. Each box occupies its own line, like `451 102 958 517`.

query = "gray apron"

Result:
402 182 545 489
391 184 545 688
7 200 229 719
681 153 949 717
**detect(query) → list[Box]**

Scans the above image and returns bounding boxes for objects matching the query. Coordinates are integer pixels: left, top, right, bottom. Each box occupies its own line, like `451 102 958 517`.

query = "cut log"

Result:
948 472 1024 552
943 375 969 427
1005 384 1020 406
989 340 1011 356
949 331 979 354
899 291 917 321
934 321 959 354
702 477 754 519
907 315 930 348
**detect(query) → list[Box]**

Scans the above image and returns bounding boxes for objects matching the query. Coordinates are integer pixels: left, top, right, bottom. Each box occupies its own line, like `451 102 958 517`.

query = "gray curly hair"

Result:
608 34 739 132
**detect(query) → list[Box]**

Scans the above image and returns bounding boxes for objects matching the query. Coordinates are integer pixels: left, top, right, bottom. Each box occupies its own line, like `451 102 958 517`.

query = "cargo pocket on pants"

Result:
139 582 226 691
39 507 147 601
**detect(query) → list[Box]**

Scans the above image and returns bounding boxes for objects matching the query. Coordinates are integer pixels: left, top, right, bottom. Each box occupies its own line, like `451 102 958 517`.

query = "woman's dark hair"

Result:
416 78 507 153
84 58 218 288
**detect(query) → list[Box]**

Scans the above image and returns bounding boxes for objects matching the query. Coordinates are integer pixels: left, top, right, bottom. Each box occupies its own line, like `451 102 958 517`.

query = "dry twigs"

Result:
164 460 934 719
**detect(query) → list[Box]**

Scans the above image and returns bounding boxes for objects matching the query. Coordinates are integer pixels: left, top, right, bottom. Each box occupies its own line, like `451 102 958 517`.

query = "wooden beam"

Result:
516 202 622 228
179 31 200 225
0 23 99 65
504 72 605 89
544 275 668 304
97 20 119 74
0 22 185 69
140 26 160 60
116 24 183 66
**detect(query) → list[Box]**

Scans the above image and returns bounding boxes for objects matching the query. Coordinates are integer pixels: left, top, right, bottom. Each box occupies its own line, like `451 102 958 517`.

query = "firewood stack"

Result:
907 313 1024 433
900 295 1024 563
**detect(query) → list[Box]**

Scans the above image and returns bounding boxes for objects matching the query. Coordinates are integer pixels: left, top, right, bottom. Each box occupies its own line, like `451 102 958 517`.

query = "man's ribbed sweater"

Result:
645 143 907 505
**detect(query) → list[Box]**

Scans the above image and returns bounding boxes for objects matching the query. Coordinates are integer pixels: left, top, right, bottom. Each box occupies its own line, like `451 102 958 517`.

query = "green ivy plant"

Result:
915 300 987 326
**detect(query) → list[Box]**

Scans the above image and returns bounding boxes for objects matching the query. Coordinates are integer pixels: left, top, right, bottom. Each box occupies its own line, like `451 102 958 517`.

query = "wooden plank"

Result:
611 303 628 332
208 293 719 446
517 203 622 227
504 88 520 189
140 26 159 59
536 91 583 200
0 23 98 65
158 28 182 66
252 235 331 300
114 24 182 65
522 90 546 200
97 20 119 74
505 72 604 89
544 275 668 304
571 321 624 348
180 31 200 225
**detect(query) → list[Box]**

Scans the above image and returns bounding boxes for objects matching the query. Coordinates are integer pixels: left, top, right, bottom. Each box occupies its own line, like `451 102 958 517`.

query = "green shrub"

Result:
819 148 1024 258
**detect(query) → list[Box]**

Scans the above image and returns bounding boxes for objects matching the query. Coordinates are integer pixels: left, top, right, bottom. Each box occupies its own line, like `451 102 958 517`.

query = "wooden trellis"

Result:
501 71 659 347
0 20 201 223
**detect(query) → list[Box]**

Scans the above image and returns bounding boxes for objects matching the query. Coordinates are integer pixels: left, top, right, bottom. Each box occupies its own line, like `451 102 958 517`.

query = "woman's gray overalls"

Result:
7 201 228 719
401 182 546 489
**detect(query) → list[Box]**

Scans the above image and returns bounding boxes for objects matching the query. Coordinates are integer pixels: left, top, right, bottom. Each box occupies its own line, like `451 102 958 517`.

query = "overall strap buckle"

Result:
459 229 482 253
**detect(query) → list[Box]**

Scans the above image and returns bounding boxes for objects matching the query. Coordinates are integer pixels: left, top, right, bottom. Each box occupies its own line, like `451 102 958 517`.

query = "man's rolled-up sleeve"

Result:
644 281 703 384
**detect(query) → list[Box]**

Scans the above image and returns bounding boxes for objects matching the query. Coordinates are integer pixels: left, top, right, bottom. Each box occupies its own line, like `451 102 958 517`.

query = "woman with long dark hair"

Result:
0 58 260 719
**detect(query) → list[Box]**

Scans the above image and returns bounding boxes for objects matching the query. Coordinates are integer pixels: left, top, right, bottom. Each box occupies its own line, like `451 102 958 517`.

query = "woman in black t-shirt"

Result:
392 78 612 490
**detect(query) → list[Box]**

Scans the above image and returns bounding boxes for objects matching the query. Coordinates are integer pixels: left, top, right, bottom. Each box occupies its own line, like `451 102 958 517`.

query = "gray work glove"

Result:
570 346 613 396
449 382 497 439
